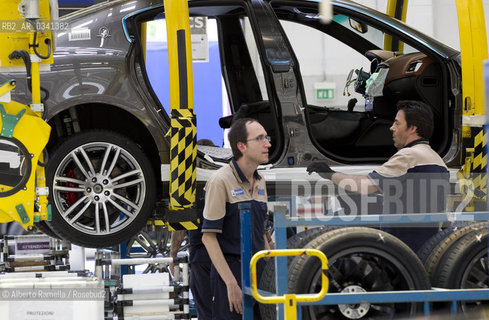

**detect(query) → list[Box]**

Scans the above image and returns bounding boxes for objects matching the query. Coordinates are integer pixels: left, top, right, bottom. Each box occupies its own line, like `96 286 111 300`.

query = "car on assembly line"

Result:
0 0 462 248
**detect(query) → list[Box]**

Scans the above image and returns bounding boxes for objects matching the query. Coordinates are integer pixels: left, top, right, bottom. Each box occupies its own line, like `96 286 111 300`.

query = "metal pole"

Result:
182 261 189 315
240 202 254 320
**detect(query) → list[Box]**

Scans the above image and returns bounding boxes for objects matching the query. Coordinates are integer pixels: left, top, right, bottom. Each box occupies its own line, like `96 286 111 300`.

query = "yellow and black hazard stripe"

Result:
163 0 198 230
457 126 487 202
166 217 200 232
169 109 197 210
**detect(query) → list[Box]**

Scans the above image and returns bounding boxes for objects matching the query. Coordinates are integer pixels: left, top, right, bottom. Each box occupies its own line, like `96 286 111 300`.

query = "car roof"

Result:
63 0 459 59
271 0 459 59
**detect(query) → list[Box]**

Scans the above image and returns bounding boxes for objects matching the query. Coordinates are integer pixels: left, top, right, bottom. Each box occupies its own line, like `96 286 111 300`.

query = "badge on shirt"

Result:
232 188 245 196
258 189 265 196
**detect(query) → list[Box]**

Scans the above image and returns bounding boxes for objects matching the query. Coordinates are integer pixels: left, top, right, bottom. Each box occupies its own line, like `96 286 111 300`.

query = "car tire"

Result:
431 228 488 314
35 221 61 239
46 130 156 248
416 221 474 264
288 227 430 320
423 222 487 278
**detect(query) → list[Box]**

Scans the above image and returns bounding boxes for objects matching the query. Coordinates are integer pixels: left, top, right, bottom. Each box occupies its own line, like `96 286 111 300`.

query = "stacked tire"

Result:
421 223 489 314
260 227 430 320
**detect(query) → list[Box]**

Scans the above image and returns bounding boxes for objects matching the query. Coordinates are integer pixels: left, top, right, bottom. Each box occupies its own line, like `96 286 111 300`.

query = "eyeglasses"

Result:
246 135 271 143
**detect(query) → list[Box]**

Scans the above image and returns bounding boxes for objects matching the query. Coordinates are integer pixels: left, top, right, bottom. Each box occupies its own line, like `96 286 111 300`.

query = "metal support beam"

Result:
457 0 488 116
384 0 408 52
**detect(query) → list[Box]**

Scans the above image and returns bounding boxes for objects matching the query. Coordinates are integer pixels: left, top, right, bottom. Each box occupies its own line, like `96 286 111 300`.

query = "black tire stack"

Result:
421 223 489 314
259 222 489 319
260 227 430 319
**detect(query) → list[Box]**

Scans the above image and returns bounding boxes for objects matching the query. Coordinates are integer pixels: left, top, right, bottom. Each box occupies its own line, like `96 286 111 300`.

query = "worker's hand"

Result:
267 239 275 250
306 162 336 180
226 281 243 314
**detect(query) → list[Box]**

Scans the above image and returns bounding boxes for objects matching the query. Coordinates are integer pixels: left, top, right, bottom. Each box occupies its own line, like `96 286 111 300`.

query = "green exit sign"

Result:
316 88 334 100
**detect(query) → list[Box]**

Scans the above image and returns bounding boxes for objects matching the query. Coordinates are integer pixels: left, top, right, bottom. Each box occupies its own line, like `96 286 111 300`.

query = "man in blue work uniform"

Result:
307 100 449 252
202 118 271 319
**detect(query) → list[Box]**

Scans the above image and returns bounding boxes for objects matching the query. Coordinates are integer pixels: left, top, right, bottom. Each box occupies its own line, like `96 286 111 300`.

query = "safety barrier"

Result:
250 248 328 319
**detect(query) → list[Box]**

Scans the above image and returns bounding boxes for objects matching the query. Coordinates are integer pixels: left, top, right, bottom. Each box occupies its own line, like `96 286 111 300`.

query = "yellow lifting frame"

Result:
384 0 408 52
454 0 489 210
250 249 329 320
0 0 53 68
0 0 53 228
0 81 16 98
164 0 195 118
164 0 198 230
385 0 408 22
457 0 488 117
29 24 50 221
0 84 51 227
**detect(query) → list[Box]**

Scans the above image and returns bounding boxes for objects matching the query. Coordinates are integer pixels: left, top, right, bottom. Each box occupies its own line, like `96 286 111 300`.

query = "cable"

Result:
9 20 52 118
37 149 49 167
8 49 49 118
26 20 52 60
9 49 33 93
9 50 33 96
8 50 31 77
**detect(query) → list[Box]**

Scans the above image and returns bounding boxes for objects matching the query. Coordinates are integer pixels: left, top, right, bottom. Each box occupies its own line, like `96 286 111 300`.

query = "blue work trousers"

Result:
190 260 212 320
210 255 263 320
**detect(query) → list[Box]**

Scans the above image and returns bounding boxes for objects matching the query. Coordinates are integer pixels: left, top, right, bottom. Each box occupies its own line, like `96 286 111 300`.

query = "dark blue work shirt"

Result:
201 159 268 256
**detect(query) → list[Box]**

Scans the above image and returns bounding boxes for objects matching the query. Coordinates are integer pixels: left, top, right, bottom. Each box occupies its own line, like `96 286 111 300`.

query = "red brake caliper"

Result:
64 169 79 206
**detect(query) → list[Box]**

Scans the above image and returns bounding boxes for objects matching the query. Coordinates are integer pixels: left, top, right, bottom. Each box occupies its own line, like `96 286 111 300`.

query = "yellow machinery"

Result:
384 0 408 52
455 0 488 210
140 0 199 231
0 0 53 230
161 0 199 231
